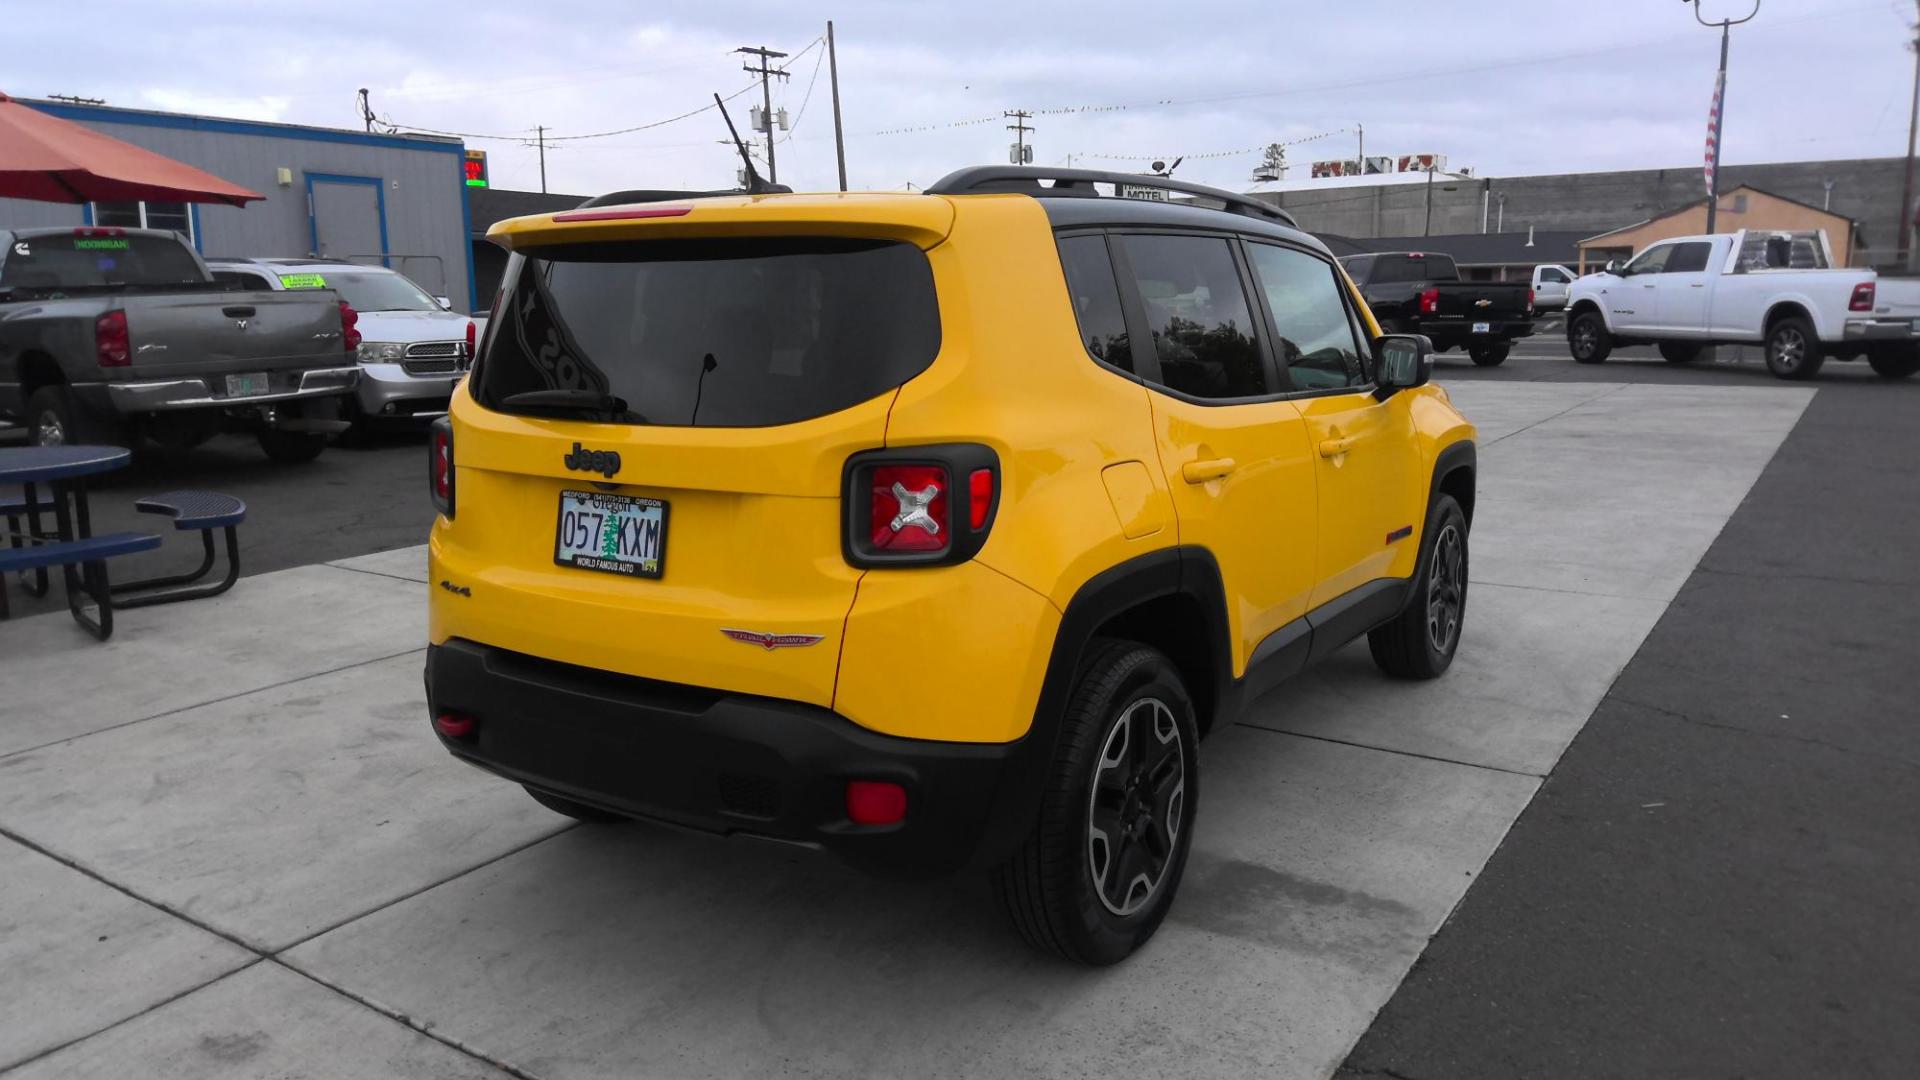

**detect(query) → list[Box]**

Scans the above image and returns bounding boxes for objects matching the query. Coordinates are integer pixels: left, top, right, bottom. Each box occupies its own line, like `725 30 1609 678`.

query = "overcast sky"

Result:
8 0 1914 195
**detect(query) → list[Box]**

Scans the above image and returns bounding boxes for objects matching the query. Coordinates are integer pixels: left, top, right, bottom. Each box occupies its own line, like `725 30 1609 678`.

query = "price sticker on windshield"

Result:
278 273 328 289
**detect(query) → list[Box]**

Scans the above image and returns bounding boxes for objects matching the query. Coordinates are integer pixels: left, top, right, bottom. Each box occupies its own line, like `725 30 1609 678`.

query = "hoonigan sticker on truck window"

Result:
278 273 327 288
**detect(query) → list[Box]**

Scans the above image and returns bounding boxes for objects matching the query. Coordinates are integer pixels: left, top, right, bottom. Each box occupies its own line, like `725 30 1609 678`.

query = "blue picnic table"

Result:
0 445 153 639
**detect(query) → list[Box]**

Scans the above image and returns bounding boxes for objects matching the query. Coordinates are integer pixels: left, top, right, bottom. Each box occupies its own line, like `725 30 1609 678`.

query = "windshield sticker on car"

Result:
278 273 328 288
73 238 129 251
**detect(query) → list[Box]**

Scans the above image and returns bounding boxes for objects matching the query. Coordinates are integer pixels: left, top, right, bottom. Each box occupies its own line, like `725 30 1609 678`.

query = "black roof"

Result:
468 187 589 237
1325 230 1589 267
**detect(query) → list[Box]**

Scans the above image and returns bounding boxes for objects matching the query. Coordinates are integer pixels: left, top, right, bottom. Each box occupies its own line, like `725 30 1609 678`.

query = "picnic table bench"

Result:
1 445 246 639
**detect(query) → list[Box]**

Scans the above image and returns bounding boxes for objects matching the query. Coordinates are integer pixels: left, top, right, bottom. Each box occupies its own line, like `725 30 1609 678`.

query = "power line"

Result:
781 35 829 140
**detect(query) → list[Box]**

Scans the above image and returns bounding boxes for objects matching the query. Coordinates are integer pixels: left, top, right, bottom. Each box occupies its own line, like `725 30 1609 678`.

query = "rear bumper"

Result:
89 367 359 413
425 639 1026 877
1842 318 1918 342
1420 318 1535 345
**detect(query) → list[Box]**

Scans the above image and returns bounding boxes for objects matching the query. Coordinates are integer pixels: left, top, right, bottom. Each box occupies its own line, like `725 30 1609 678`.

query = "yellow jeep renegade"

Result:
425 166 1476 965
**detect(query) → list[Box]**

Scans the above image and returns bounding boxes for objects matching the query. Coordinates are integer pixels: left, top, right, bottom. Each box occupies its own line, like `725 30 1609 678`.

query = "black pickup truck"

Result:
0 226 358 460
1341 251 1534 366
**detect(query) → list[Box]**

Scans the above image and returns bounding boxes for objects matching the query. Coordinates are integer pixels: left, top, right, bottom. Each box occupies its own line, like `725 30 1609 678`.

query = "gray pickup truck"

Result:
0 226 359 461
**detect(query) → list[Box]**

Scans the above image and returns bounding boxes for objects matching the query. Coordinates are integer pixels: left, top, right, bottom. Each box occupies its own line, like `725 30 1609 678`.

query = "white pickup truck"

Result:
1563 229 1920 380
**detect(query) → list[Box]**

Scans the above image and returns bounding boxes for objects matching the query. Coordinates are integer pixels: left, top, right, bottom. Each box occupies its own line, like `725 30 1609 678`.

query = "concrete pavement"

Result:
0 381 1810 1078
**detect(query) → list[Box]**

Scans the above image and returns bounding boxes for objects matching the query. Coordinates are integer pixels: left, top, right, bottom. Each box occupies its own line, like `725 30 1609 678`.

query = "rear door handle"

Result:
1318 437 1356 458
222 305 257 317
1181 458 1236 484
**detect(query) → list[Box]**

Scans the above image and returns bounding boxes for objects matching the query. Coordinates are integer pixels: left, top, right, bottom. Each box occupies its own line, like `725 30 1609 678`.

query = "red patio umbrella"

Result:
0 91 263 207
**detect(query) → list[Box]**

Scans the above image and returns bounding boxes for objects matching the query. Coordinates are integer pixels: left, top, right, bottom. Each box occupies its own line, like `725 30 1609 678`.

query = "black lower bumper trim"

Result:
425 640 1024 877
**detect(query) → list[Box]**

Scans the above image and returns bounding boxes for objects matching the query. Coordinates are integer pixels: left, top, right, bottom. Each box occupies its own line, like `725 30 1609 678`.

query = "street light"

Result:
1686 0 1761 234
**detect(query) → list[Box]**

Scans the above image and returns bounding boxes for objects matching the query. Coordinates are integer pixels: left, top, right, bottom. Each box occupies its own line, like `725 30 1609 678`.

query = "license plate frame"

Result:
553 490 669 579
225 372 271 398
1471 321 1492 334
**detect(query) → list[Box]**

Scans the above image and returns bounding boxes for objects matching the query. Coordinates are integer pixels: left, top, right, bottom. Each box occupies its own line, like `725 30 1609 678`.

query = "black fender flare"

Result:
968 545 1232 869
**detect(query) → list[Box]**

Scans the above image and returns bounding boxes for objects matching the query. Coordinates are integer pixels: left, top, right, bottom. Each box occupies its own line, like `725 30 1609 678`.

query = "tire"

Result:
1468 343 1509 367
992 639 1199 966
1867 349 1920 379
524 785 631 824
1763 315 1825 381
1659 342 1704 364
256 429 329 463
1567 310 1612 364
1368 494 1468 680
25 384 125 448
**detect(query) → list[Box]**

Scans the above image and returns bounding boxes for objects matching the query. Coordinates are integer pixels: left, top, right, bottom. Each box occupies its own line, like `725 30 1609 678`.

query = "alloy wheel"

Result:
1572 320 1597 358
32 408 66 447
1771 327 1806 372
1426 523 1465 654
1087 696 1186 917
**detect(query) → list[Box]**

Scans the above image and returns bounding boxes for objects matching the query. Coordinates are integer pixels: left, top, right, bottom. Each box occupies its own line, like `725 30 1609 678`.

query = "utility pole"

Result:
1688 0 1761 234
357 88 374 132
1424 165 1436 237
536 125 547 194
1005 110 1033 165
1898 0 1920 267
827 21 848 192
737 45 790 185
1356 123 1364 172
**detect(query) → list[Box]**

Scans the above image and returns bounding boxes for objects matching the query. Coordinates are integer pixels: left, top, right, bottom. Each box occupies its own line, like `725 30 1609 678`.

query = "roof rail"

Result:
925 165 1297 228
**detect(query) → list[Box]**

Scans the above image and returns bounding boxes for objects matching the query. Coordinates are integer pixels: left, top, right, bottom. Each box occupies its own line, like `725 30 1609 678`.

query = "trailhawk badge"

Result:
720 628 825 650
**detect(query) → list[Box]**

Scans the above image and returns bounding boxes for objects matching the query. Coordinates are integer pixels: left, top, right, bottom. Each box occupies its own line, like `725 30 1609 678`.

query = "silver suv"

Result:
207 258 474 423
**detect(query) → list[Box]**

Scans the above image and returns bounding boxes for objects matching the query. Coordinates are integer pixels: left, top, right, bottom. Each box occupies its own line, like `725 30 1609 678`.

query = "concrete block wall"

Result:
1260 157 1910 266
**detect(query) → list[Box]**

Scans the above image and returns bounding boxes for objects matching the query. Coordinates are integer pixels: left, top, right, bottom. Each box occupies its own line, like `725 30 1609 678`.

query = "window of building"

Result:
1055 235 1132 371
1245 242 1370 391
1115 234 1268 400
90 200 195 245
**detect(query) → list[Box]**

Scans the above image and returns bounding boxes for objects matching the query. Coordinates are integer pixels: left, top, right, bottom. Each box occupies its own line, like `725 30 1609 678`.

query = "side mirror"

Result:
435 295 453 310
1375 333 1434 394
1603 259 1621 276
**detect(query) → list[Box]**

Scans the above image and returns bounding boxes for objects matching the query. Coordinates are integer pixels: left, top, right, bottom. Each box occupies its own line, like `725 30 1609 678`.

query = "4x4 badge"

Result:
721 628 825 650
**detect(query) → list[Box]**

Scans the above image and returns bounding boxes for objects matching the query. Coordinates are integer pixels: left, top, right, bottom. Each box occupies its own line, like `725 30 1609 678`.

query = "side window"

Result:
1055 235 1132 372
1540 267 1569 284
1115 234 1267 399
1246 242 1370 391
1623 245 1672 276
1665 242 1712 274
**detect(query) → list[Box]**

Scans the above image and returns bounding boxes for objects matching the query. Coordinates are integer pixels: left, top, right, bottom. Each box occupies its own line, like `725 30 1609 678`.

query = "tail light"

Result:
73 227 126 238
1848 282 1876 312
845 780 907 826
429 417 455 518
94 310 130 367
1418 286 1440 315
1526 287 1535 312
339 301 362 353
464 319 477 359
843 445 998 567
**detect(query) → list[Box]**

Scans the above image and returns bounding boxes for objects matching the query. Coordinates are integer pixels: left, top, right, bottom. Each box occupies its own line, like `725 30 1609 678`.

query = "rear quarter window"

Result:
474 237 940 428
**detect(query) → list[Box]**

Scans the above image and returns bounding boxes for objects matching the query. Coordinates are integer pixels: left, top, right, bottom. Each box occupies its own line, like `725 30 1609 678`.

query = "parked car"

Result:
1340 251 1534 366
423 168 1479 965
1531 263 1576 311
0 227 357 460
208 258 475 423
1563 229 1920 380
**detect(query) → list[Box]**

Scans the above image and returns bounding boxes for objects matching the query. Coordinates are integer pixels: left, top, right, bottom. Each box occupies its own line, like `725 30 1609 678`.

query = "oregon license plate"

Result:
1471 321 1492 334
554 490 667 579
225 372 270 397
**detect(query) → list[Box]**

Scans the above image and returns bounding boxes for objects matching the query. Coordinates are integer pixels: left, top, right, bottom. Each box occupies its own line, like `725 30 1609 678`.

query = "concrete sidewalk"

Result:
0 382 1811 1079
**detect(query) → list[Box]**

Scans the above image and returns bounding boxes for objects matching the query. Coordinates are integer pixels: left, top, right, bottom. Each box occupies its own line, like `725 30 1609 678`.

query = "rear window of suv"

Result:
473 237 940 428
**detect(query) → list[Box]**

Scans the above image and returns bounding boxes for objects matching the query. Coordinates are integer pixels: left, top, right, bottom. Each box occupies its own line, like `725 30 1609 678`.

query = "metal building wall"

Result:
0 102 477 311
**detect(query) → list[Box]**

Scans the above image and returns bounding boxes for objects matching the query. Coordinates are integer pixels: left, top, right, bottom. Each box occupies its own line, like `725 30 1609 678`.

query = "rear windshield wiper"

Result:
499 389 645 423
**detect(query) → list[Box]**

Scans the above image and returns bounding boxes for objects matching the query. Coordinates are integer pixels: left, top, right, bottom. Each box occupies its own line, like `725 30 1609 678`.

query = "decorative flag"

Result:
1704 70 1725 196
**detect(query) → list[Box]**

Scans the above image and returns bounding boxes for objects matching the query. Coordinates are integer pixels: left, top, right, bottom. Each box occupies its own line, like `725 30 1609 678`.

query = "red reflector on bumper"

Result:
846 780 908 825
434 712 476 739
